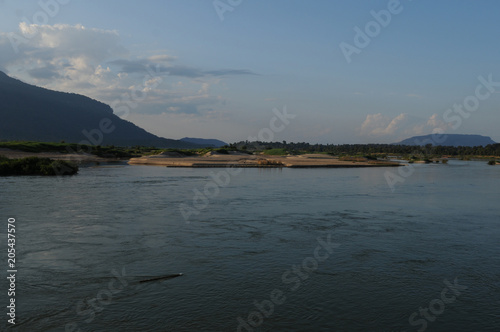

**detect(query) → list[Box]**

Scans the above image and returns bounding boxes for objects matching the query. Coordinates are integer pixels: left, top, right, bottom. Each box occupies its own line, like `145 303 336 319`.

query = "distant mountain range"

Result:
396 134 496 147
0 71 200 148
180 137 227 147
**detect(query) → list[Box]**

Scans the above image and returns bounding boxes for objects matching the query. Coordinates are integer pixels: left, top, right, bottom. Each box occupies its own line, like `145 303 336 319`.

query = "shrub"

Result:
339 156 366 162
261 148 288 156
0 157 78 176
257 159 284 166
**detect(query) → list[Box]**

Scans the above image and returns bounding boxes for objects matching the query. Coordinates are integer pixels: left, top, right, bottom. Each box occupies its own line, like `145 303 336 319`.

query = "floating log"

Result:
139 273 183 283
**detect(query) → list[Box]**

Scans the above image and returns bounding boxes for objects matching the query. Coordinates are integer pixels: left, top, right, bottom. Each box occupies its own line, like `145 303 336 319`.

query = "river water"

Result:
1 160 499 331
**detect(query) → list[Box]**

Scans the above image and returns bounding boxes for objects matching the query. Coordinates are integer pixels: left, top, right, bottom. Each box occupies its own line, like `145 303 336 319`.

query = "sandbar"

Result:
128 152 402 168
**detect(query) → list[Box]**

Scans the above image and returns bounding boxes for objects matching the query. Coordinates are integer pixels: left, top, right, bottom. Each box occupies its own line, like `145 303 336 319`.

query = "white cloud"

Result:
359 112 453 142
0 23 127 96
0 23 254 118
148 54 176 62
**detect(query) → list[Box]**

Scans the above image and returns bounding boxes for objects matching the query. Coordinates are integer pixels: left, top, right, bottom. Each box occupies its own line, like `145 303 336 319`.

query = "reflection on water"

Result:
0 161 499 331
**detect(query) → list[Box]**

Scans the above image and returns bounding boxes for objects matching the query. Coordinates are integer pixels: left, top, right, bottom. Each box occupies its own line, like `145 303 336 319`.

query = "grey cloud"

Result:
109 59 149 74
164 65 203 78
109 59 256 78
204 69 256 76
28 64 62 79
161 95 222 115
168 104 200 115
69 81 96 89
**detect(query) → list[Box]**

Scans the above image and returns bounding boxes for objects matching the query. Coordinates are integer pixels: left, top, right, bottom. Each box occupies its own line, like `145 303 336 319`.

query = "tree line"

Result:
232 141 500 157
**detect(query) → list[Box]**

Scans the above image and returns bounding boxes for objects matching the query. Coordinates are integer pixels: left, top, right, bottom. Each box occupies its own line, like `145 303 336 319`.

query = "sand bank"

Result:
128 153 402 168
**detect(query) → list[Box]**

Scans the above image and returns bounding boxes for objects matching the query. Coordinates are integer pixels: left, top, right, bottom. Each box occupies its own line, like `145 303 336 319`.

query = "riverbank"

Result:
128 153 402 168
0 155 78 176
0 148 404 168
0 148 125 164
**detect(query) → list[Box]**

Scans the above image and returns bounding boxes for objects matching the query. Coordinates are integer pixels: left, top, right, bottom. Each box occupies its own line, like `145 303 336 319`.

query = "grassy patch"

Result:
0 141 141 158
339 156 367 162
261 148 288 155
0 141 256 158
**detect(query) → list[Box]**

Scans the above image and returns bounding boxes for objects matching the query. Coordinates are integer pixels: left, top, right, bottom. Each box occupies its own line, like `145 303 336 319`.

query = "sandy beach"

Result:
128 152 402 168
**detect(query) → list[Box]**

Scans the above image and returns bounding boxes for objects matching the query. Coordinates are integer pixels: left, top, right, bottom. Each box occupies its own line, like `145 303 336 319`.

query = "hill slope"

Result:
0 71 198 148
180 137 227 147
396 134 496 147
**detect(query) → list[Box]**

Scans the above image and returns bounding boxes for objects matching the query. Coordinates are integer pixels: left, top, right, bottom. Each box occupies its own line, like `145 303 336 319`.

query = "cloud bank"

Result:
0 23 255 116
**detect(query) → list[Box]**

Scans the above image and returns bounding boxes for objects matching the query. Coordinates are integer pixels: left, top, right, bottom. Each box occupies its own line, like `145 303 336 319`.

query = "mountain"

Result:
180 137 227 148
396 134 496 147
0 71 199 148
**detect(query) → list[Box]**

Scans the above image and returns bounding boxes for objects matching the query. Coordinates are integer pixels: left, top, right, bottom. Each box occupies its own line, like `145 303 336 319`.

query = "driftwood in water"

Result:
139 273 183 283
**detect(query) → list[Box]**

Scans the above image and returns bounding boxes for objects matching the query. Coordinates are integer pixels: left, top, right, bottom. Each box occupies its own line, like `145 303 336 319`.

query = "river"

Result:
1 160 499 331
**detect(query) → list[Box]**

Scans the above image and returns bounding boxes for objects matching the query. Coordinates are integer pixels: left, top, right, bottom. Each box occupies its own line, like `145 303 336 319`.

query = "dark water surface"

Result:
1 161 499 331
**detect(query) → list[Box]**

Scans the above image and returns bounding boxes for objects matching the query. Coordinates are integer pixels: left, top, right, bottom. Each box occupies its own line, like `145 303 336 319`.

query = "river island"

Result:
128 151 402 168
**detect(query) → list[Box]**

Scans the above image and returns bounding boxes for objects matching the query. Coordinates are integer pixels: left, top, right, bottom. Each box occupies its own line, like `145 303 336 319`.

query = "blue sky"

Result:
0 0 499 144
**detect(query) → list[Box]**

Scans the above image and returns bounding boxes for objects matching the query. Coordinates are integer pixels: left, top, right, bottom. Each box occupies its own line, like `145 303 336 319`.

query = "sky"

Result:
0 0 499 144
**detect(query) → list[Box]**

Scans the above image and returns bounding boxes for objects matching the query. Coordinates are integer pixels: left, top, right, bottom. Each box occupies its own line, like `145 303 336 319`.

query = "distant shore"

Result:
1 148 402 168
128 152 403 168
0 148 124 163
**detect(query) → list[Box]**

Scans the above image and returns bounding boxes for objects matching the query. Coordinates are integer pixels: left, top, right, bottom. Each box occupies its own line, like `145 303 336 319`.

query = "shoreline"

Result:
0 148 125 164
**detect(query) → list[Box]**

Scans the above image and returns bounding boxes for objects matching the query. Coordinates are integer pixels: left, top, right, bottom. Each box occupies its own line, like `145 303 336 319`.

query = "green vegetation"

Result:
3 140 499 162
487 160 497 165
145 146 254 157
158 149 197 156
0 141 79 153
160 147 246 156
233 141 500 158
0 141 137 158
339 156 368 162
261 148 288 155
0 141 258 159
0 156 78 176
0 140 192 158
